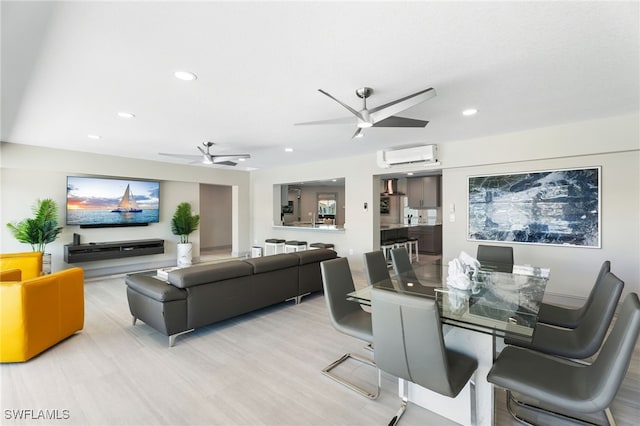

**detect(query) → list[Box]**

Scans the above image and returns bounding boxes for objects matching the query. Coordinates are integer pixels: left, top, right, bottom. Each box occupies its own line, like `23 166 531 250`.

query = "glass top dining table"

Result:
348 263 550 341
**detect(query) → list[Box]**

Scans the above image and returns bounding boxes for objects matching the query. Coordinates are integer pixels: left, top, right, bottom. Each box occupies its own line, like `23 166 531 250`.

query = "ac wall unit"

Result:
376 145 438 168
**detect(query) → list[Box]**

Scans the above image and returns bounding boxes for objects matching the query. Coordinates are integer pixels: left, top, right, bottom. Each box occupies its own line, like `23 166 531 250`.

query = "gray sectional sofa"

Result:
125 249 337 346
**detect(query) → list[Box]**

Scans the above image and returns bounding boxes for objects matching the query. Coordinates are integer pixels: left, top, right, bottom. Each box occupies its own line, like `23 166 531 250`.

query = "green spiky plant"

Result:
6 198 64 252
171 202 200 243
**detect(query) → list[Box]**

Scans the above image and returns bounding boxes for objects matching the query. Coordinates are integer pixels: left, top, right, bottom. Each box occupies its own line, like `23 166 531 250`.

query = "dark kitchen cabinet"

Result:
406 176 441 208
408 225 442 254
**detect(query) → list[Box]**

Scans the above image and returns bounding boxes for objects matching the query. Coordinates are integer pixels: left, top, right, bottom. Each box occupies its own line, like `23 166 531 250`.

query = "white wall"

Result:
1 143 251 276
2 113 638 300
251 113 640 302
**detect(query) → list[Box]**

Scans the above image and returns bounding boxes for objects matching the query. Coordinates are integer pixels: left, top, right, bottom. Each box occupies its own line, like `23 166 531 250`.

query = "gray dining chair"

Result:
363 251 392 286
390 247 420 285
488 292 640 426
476 244 514 273
371 287 477 425
320 258 379 399
537 260 610 329
504 270 624 360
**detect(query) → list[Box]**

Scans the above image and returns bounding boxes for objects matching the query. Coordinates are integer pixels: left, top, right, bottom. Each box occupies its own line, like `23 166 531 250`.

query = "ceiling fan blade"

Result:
294 117 355 126
369 88 436 123
212 154 250 163
318 89 365 121
215 160 238 166
159 152 203 161
351 128 363 139
372 116 429 128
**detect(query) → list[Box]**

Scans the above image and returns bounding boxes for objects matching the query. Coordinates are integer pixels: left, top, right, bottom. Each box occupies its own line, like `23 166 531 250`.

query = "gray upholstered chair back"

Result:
476 244 514 272
579 260 611 317
538 260 611 328
371 287 476 398
572 271 624 357
587 292 640 410
488 292 640 423
390 247 419 283
505 270 625 359
320 257 372 342
363 251 391 286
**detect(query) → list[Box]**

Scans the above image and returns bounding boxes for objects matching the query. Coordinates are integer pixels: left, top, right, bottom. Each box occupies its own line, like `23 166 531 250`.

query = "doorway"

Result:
199 184 232 258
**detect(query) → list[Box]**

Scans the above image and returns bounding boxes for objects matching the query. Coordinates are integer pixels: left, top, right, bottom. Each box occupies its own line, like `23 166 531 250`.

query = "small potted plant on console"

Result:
171 202 200 267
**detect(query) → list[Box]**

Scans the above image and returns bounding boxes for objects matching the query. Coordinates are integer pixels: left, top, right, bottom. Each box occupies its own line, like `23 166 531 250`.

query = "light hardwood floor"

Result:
1 256 638 425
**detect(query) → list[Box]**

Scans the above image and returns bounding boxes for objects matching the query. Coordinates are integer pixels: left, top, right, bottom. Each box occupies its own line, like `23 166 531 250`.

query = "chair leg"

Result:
506 390 615 426
321 352 379 399
389 379 408 426
604 408 617 426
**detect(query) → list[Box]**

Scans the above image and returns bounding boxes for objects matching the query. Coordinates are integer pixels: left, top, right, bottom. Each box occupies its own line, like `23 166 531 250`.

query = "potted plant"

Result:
6 198 64 274
171 202 200 267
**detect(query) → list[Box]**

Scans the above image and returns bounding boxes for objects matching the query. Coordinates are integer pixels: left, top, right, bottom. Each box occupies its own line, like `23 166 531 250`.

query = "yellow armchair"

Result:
0 252 43 280
1 267 84 362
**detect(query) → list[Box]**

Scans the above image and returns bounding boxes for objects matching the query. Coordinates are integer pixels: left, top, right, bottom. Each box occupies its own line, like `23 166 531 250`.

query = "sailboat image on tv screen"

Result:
111 184 143 213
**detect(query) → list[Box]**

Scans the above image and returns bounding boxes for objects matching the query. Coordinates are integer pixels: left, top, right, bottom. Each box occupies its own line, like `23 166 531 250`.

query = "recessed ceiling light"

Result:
238 158 246 162
462 108 478 116
117 112 135 119
285 148 294 152
407 172 414 176
174 71 197 81
87 134 101 140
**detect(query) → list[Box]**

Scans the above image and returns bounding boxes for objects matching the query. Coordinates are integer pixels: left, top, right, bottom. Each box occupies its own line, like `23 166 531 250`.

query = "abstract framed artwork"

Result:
468 167 601 247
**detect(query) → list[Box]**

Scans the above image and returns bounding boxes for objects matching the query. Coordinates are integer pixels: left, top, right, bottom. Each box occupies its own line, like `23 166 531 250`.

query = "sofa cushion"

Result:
168 260 253 288
294 248 337 265
243 253 299 274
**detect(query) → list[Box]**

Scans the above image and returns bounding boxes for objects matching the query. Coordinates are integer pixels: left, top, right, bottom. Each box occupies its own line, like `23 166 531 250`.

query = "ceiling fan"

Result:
295 86 436 138
159 142 251 166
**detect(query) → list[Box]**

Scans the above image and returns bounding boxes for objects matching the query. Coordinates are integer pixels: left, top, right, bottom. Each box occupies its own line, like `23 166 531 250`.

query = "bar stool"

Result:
393 237 409 252
310 242 335 250
380 239 396 266
406 237 419 263
285 240 307 252
264 239 285 256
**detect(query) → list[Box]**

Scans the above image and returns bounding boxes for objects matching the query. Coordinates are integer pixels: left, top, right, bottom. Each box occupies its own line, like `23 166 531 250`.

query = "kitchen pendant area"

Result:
379 175 443 255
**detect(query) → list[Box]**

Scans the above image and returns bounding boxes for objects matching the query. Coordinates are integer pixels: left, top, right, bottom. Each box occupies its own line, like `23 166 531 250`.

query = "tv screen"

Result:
66 176 160 227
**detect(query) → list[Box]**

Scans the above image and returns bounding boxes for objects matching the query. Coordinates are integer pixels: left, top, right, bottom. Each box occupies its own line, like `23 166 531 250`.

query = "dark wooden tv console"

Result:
64 239 164 263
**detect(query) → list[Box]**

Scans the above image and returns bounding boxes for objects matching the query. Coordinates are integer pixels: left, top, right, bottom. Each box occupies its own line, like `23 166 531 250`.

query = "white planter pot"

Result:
177 243 193 267
42 252 52 275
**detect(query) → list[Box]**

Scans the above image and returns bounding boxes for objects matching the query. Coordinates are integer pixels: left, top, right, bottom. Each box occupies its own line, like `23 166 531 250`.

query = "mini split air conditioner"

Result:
376 145 438 168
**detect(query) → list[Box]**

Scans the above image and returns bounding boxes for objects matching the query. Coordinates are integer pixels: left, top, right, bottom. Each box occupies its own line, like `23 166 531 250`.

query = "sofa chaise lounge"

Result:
125 249 337 346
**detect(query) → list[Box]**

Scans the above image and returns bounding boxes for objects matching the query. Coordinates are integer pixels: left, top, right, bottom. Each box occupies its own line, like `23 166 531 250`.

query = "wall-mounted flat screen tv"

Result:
67 176 160 227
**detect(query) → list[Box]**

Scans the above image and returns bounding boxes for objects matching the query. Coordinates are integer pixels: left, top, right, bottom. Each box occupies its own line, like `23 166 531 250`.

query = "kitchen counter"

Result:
380 223 441 229
273 224 345 232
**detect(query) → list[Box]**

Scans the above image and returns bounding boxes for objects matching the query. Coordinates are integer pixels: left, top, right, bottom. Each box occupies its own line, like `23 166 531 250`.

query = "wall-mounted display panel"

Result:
67 176 160 228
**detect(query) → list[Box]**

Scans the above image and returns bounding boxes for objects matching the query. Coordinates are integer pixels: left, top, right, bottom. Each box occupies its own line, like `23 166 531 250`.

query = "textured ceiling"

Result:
2 1 638 171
